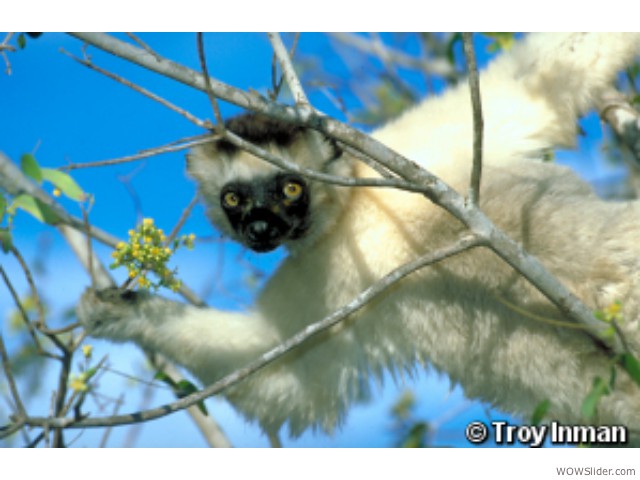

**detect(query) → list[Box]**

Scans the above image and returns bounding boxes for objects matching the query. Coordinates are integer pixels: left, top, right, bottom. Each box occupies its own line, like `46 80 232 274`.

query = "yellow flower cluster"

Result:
110 218 195 292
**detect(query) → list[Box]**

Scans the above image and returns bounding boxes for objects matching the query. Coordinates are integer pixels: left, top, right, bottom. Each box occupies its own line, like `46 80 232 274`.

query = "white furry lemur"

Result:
78 33 640 439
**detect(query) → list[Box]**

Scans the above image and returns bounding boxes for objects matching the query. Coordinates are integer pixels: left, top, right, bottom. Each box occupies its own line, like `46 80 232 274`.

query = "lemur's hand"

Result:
77 287 147 339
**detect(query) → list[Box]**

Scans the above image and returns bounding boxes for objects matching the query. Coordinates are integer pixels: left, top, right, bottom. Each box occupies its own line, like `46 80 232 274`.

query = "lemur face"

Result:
187 113 354 254
219 172 311 252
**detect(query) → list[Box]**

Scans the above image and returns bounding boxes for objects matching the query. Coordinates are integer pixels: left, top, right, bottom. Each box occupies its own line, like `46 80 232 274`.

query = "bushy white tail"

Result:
374 33 640 177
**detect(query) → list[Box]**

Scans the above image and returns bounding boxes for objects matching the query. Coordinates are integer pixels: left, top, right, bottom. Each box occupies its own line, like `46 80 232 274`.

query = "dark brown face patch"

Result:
216 113 307 155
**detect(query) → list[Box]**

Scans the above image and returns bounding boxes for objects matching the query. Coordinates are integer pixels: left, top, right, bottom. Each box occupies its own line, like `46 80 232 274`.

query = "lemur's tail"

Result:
374 33 640 174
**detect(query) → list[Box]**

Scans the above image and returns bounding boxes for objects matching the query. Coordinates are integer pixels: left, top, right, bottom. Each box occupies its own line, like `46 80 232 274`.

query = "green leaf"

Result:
531 399 550 426
154 370 178 388
83 365 99 382
12 194 60 225
176 380 208 416
21 154 42 183
399 422 428 448
446 33 462 66
581 377 610 420
620 353 640 387
176 379 198 397
154 372 208 415
0 228 13 253
17 33 26 49
41 168 86 201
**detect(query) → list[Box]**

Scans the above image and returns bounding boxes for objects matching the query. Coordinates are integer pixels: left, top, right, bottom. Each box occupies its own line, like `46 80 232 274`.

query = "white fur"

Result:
78 33 640 439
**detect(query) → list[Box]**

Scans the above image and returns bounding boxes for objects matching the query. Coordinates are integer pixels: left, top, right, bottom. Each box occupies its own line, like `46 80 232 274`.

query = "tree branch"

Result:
62 48 212 130
60 135 219 171
330 32 458 80
0 332 27 420
196 33 225 129
267 32 309 106
462 32 484 206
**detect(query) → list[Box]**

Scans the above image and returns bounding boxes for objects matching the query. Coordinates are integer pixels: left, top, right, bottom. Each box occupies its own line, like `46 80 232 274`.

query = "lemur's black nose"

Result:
247 220 276 242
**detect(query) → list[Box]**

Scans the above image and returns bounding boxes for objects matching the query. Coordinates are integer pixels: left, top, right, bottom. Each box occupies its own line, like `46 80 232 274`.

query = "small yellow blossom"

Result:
53 188 61 197
81 344 93 358
606 302 622 316
143 218 154 227
69 374 89 393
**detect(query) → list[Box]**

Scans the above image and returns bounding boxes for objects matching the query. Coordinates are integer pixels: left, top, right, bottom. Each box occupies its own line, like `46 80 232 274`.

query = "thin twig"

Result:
267 33 309 106
369 33 417 102
61 135 219 171
0 333 27 419
0 33 15 50
330 32 458 80
0 32 16 75
462 32 484 206
196 33 224 130
81 204 96 289
166 193 200 244
270 33 301 101
125 33 161 61
0 421 26 441
20 235 483 430
0 265 52 358
52 348 72 447
99 394 125 447
9 245 46 328
61 48 211 129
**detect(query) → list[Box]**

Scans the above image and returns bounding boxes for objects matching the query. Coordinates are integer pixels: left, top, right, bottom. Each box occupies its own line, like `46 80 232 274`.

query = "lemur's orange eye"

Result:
223 192 241 208
283 182 303 200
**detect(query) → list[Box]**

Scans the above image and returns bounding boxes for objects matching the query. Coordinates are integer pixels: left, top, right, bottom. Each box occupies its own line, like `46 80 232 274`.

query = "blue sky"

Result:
0 32 625 448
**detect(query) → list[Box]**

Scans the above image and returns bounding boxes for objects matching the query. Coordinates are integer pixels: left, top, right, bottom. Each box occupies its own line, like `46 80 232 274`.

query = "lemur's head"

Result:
187 113 354 253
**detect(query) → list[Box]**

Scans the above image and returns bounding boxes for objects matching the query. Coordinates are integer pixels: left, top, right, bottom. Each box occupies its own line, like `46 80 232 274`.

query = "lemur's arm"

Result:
78 288 280 385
